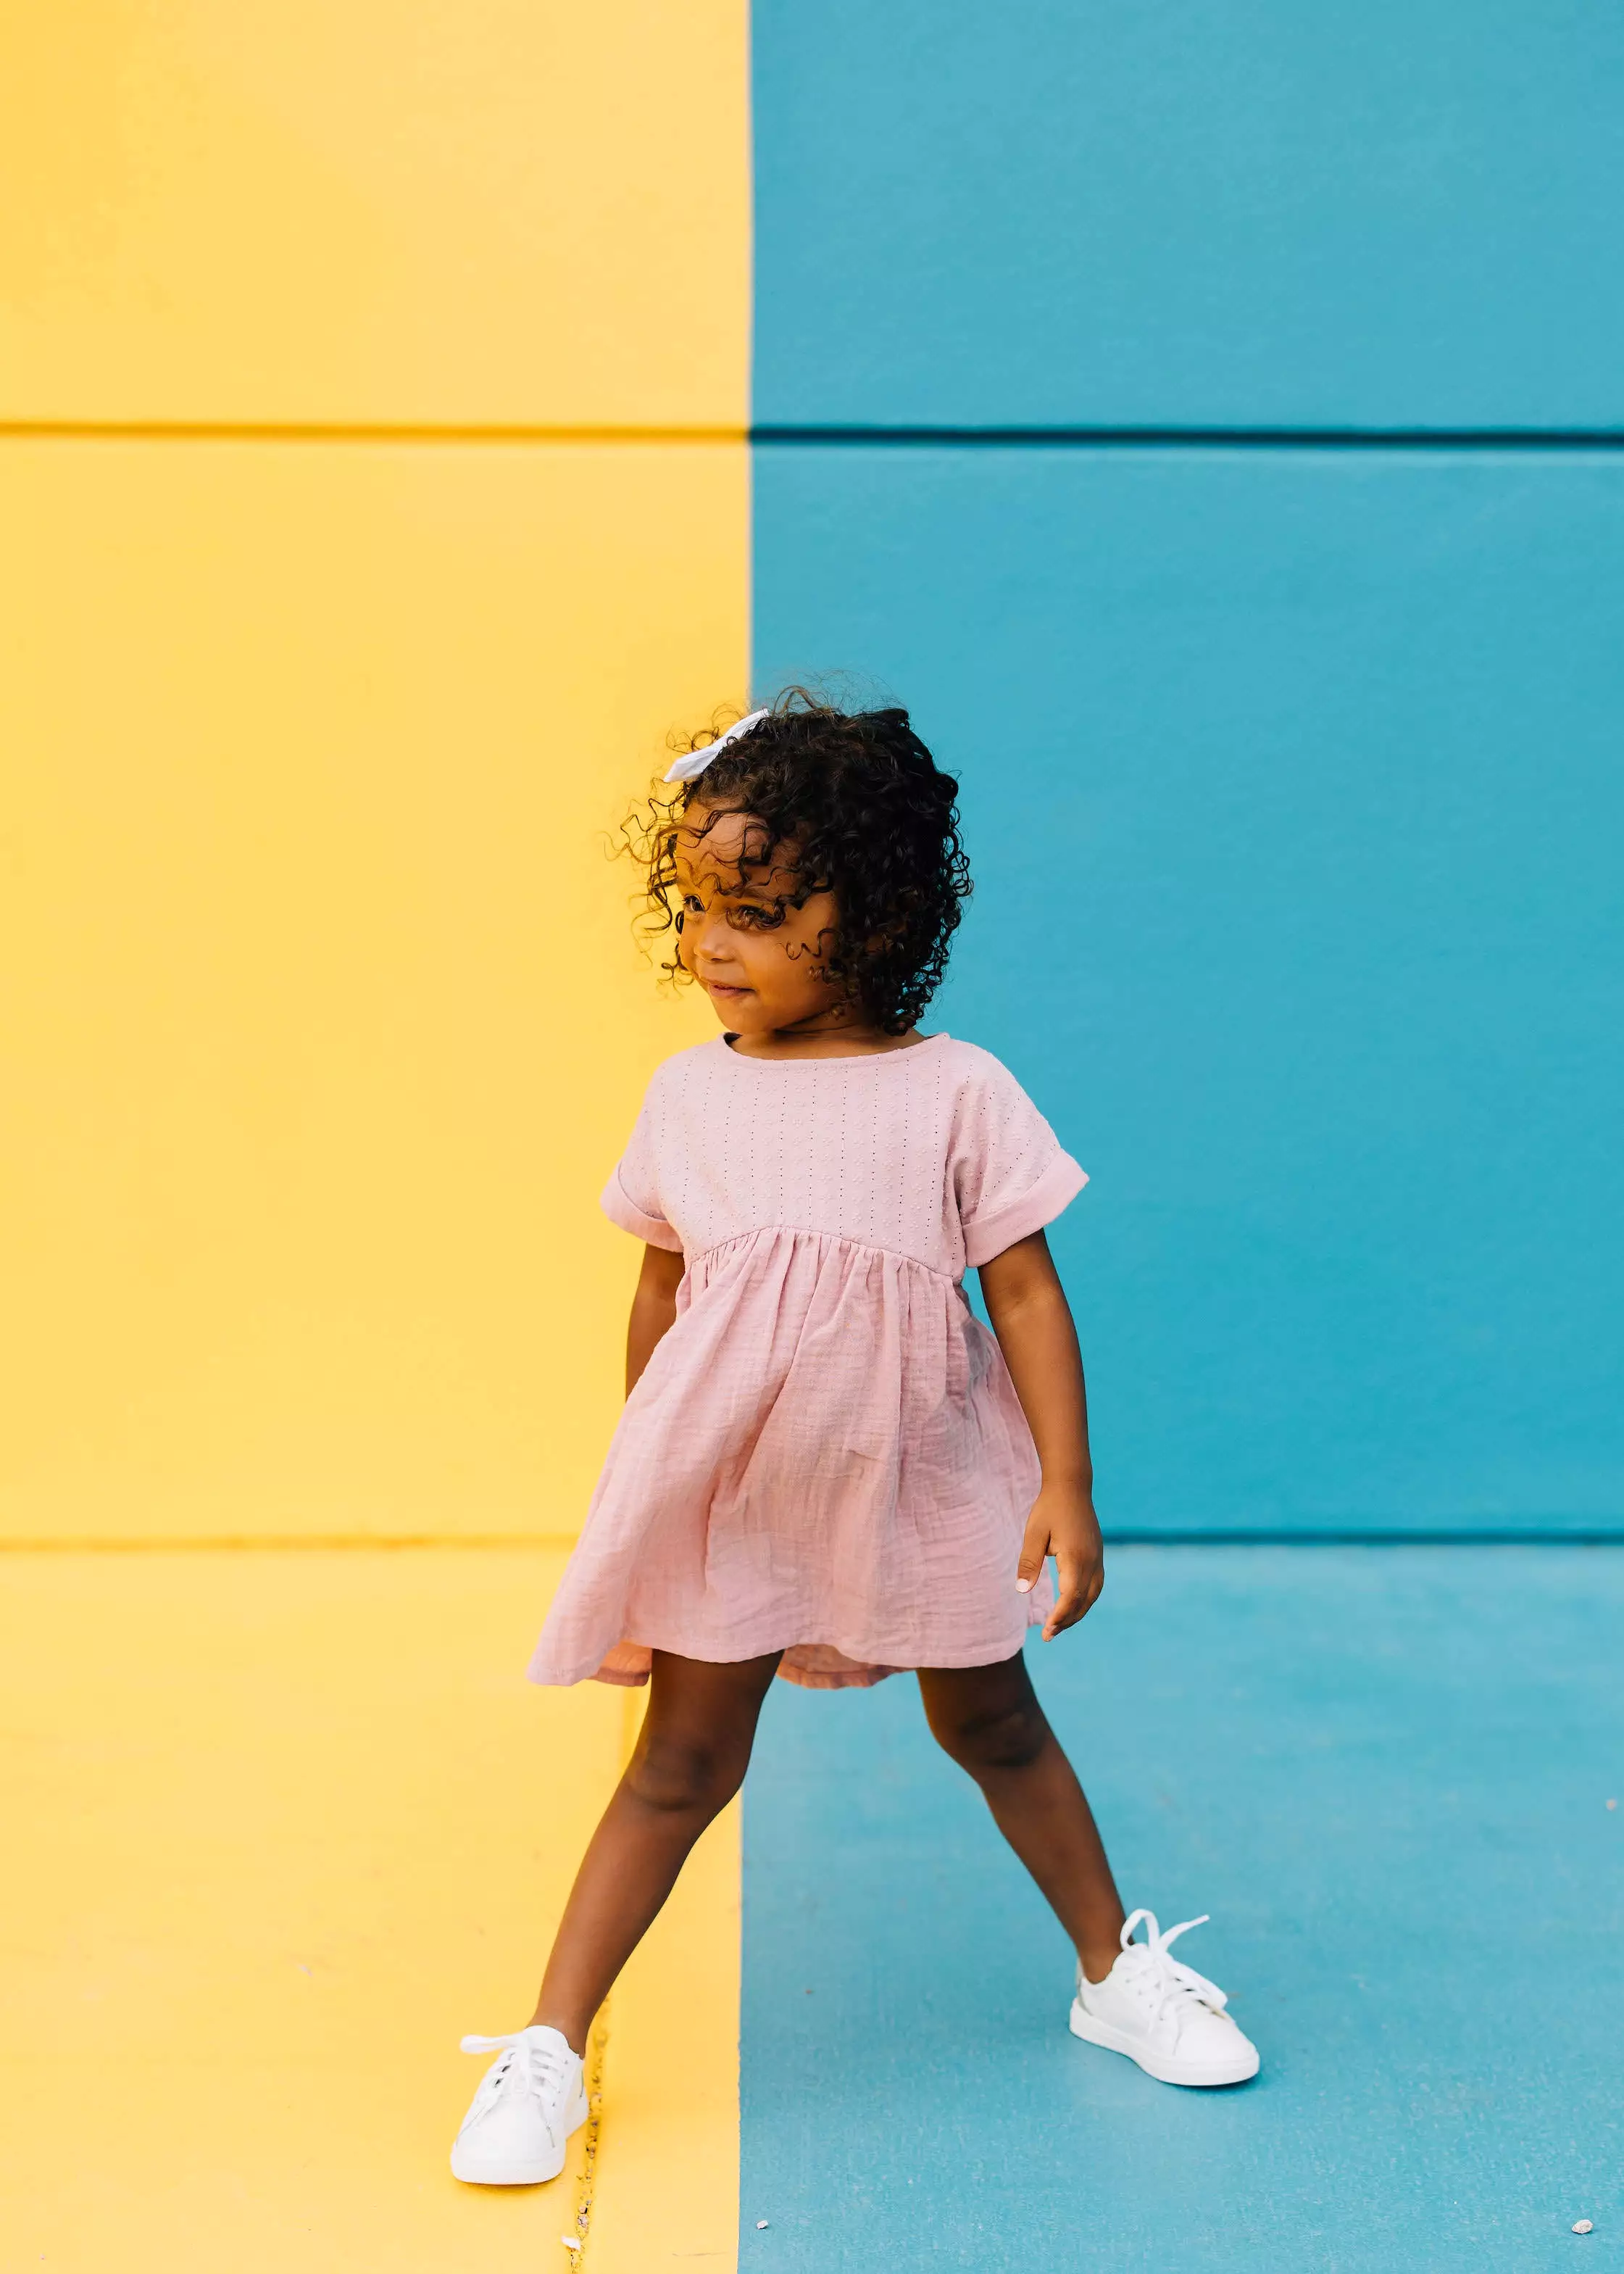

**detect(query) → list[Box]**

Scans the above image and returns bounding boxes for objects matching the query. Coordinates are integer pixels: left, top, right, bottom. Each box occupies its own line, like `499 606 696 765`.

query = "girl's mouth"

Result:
704 979 750 998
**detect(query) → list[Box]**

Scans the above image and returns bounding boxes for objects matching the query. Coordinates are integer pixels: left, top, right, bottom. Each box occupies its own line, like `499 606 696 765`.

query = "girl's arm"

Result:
978 1229 1104 1640
626 1243 686 1395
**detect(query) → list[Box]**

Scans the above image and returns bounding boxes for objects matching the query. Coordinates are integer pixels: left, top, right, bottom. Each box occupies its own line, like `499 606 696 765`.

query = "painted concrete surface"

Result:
754 445 1624 1534
754 1 1624 428
0 1548 740 2273
741 1546 1623 2270
1 436 733 1545
1 0 749 427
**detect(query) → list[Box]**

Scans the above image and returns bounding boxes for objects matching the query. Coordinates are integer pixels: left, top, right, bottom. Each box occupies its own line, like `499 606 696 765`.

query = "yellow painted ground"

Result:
589 1711 742 2271
0 1549 741 2271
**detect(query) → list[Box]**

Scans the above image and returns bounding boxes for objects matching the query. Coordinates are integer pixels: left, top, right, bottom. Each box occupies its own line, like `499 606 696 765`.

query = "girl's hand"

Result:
978 1231 1102 1642
1016 1483 1104 1640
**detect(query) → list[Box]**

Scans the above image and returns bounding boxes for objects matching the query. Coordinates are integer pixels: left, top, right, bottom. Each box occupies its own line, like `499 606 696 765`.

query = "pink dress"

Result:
528 1034 1086 1692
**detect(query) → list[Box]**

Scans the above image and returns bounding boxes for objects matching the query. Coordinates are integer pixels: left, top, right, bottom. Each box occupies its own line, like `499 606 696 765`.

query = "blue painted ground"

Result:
739 1547 1623 2271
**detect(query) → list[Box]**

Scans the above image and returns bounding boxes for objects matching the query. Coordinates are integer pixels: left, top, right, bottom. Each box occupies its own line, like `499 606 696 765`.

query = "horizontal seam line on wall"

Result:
1102 1528 1624 1546
1 1531 1620 1553
0 1535 583 1553
0 419 749 447
753 424 1624 451
4 420 1623 451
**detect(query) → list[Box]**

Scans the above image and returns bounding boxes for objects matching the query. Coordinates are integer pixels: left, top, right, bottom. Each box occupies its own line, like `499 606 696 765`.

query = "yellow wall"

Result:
0 6 749 1541
0 1 748 428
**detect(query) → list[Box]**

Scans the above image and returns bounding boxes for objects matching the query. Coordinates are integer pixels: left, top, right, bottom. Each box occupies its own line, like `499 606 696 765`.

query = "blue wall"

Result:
754 1 1624 430
751 12 1624 1535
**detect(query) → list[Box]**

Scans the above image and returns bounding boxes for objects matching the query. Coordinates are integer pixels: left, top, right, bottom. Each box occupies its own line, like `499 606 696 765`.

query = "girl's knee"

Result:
930 1697 1050 1777
626 1728 747 1817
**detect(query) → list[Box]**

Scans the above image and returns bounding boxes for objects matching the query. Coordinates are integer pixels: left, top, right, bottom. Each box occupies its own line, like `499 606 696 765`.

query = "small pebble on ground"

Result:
1573 2220 1594 2236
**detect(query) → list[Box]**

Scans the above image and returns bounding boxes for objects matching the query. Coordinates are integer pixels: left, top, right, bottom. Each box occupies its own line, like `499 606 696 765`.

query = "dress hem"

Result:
527 1603 1048 1694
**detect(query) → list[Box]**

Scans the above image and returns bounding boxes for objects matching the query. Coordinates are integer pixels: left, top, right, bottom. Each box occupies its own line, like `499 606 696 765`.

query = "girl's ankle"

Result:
528 2012 588 2058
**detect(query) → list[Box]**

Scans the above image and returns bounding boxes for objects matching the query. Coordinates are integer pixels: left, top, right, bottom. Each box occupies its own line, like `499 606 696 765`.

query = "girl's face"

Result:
672 802 852 1037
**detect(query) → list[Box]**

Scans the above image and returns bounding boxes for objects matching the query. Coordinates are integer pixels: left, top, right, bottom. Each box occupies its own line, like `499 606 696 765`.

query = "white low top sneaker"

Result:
1069 1909 1259 2088
450 2024 588 2186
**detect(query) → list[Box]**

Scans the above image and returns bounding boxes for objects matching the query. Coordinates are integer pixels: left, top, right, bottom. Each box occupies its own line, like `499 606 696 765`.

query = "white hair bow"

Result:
663 708 770 784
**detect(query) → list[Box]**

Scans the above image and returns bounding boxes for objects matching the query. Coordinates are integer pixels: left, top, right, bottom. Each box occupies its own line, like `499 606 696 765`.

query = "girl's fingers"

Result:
1043 1559 1081 1639
1044 1552 1104 1638
1015 1510 1050 1595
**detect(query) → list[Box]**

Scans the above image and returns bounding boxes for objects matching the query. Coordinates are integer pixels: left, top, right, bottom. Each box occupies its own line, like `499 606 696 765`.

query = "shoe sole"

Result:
1068 1999 1259 2088
449 2085 590 2186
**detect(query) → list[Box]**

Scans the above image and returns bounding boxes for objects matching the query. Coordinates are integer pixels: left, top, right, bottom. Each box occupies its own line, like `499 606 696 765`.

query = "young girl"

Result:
451 694 1258 2186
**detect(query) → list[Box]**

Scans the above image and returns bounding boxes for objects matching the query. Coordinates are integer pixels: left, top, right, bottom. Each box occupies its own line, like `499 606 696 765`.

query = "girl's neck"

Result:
723 1017 927 1063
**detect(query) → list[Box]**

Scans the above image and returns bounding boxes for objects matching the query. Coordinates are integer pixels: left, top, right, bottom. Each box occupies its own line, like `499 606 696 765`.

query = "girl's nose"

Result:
683 903 732 964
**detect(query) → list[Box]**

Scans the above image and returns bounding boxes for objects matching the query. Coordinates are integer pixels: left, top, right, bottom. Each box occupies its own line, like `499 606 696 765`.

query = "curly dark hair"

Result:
624 690 972 1035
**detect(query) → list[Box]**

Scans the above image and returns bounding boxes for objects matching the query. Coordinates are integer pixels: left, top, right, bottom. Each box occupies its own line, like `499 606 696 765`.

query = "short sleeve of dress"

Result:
599 1079 684 1252
953 1054 1088 1269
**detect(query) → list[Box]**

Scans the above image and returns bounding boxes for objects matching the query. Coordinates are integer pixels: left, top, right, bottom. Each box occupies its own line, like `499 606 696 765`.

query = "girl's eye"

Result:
728 902 786 931
681 894 705 916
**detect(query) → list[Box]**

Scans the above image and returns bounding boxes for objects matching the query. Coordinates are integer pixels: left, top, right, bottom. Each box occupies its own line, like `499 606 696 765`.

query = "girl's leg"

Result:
531 1647 783 2053
917 1651 1126 1985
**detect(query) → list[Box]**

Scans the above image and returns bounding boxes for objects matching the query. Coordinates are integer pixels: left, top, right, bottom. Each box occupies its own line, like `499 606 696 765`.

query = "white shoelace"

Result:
459 2028 574 2120
1109 1909 1231 2030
